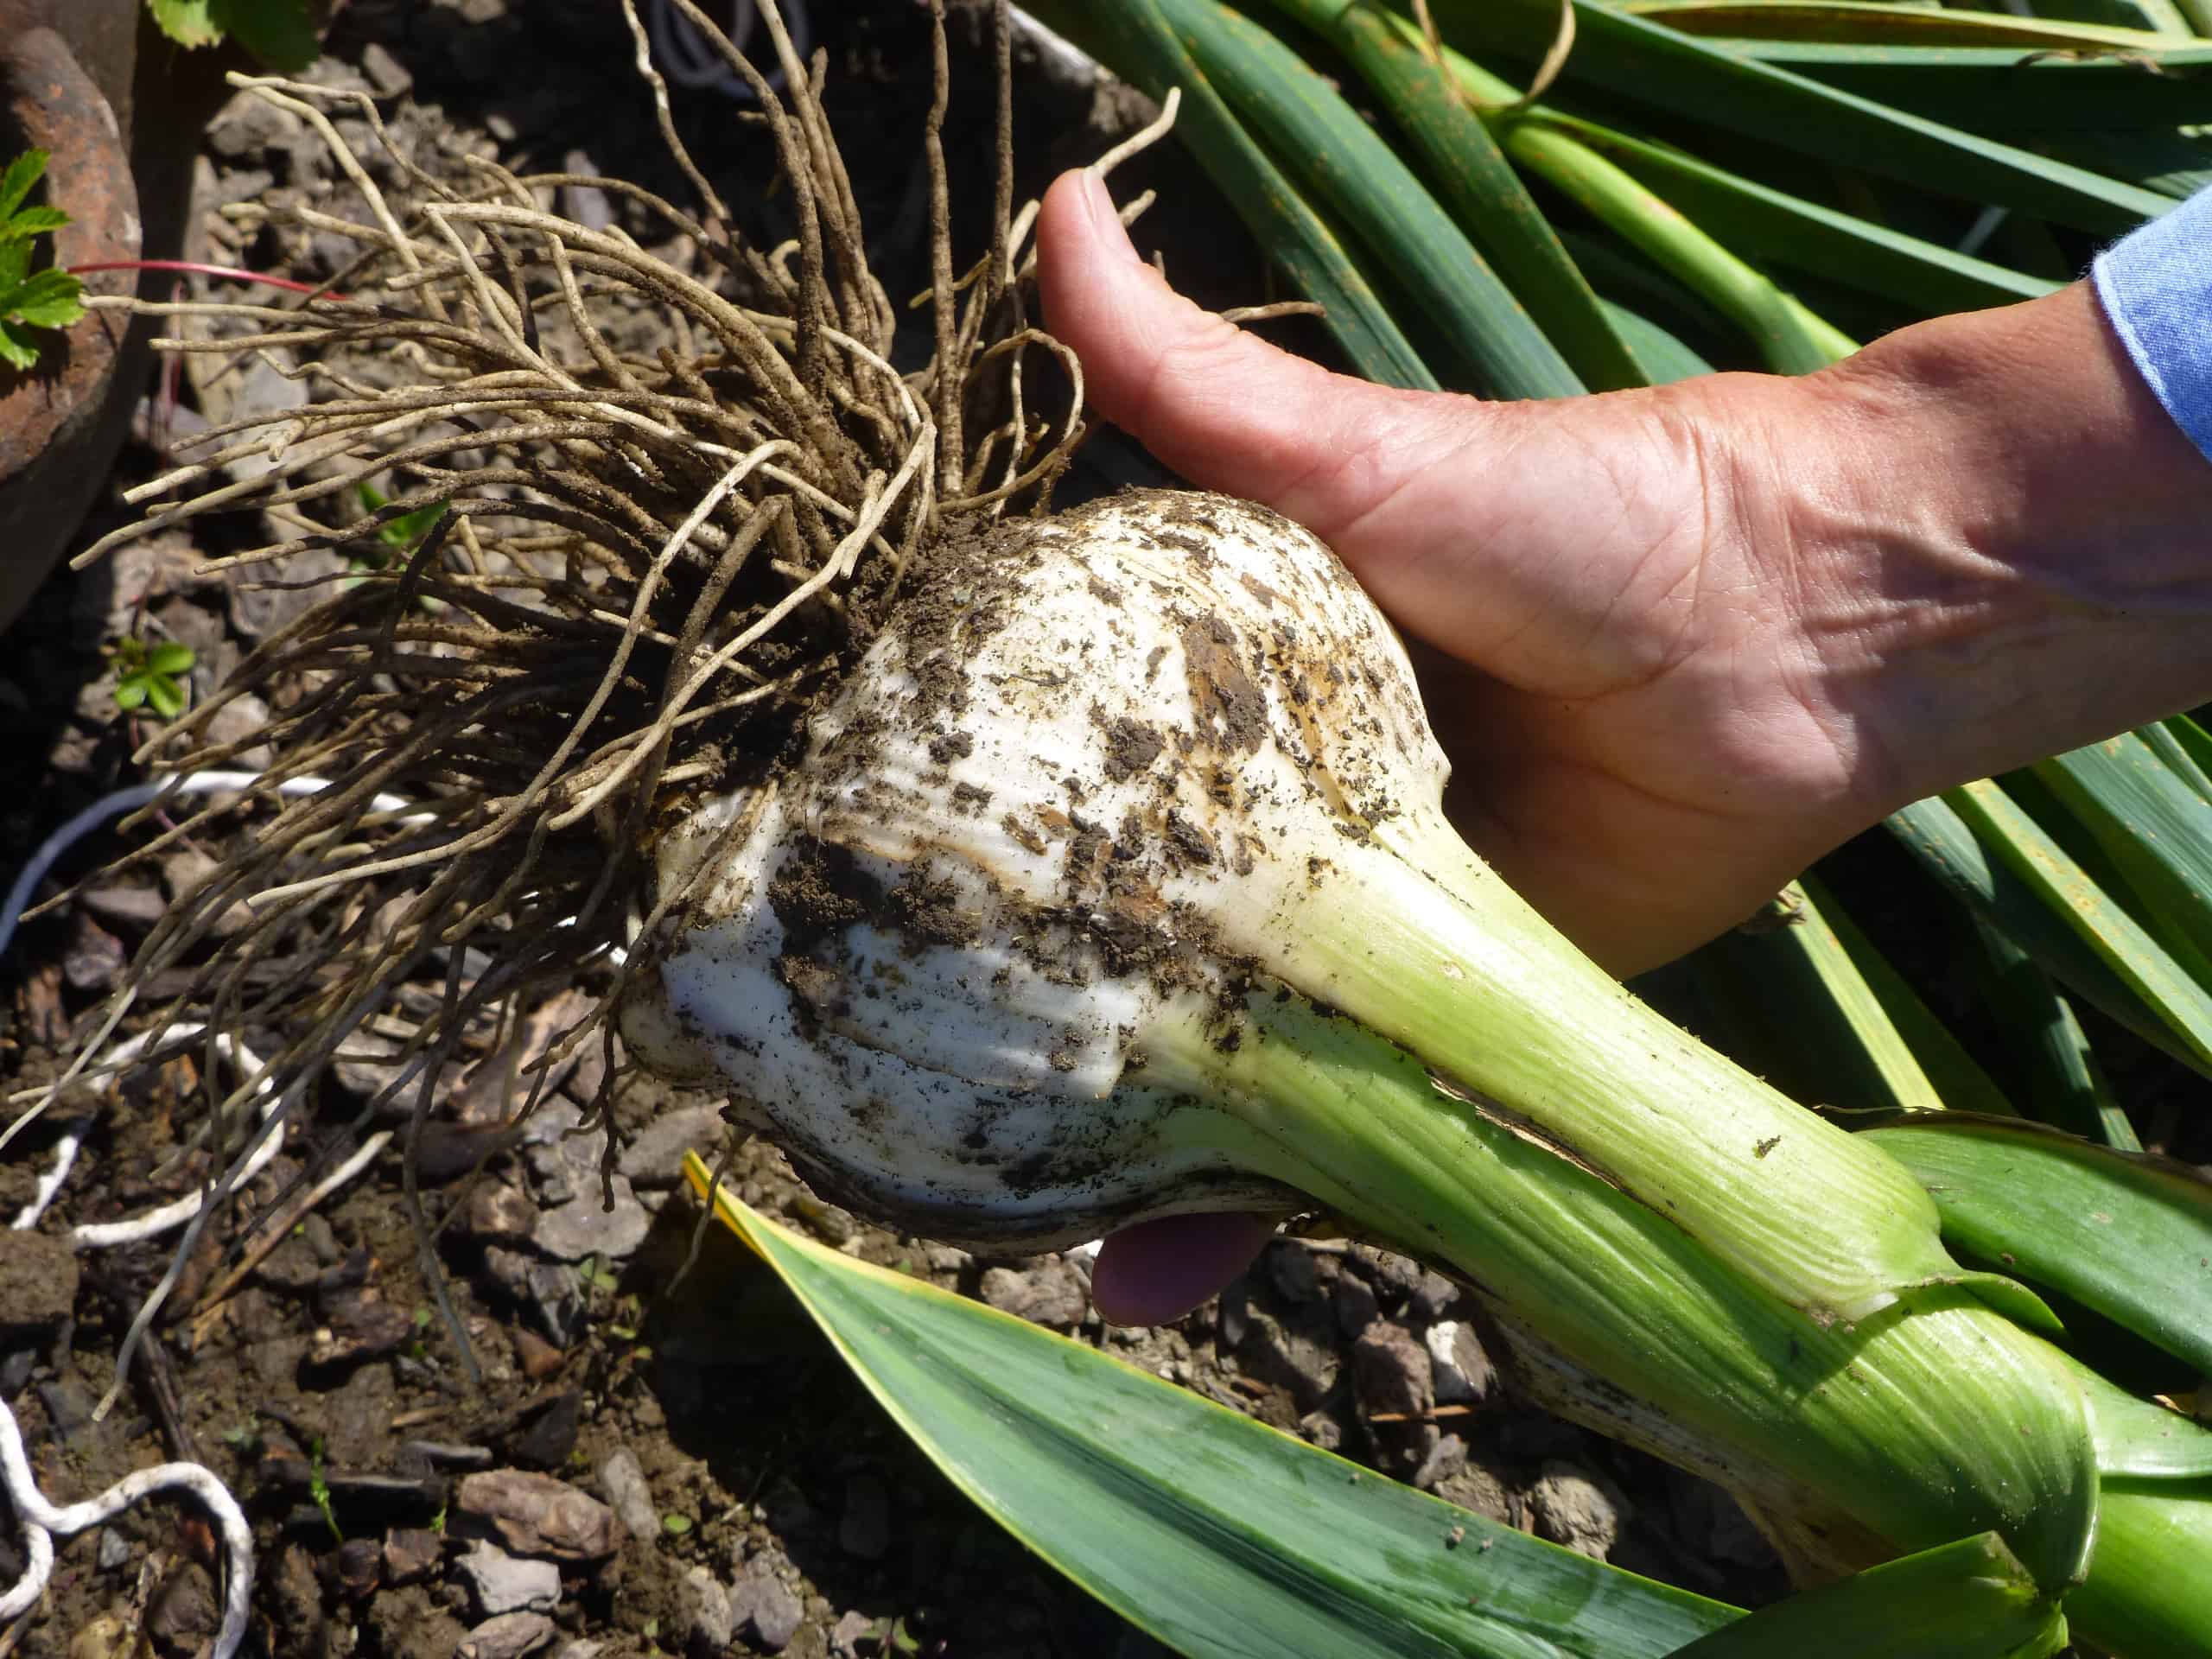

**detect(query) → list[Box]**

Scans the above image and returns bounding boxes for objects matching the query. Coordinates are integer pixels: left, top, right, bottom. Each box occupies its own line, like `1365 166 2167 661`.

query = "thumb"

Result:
1037 169 1492 550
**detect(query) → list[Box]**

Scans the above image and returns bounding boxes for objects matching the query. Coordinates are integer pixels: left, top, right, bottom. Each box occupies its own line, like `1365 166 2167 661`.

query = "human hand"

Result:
1037 167 2212 1324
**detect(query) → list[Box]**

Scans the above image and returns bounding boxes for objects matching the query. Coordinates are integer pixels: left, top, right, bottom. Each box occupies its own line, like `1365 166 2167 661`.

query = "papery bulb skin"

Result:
623 488 1451 1245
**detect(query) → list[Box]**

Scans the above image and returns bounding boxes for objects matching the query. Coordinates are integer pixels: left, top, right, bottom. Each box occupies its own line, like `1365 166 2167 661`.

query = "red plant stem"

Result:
67 259 346 302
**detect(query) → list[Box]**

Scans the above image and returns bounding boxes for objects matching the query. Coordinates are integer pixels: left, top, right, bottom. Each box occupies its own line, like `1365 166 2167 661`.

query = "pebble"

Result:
678 1566 732 1657
1331 1272 1379 1341
97 1529 130 1572
1527 1462 1630 1561
978 1259 1090 1328
1235 1305 1340 1413
1264 1240 1331 1304
614 1103 727 1189
595 1448 659 1544
309 1285 416 1367
531 1175 652 1262
146 1562 219 1649
1351 1322 1434 1421
560 151 613 234
483 1248 587 1346
384 1528 444 1586
1425 1321 1495 1406
78 884 167 931
829 1611 877 1656
839 1473 890 1561
0 1230 79 1335
61 912 124 992
454 1539 561 1617
1411 1433 1468 1493
728 1568 804 1653
360 41 413 97
1409 1268 1464 1324
516 1328 569 1384
337 1536 385 1599
457 1470 619 1562
466 1181 538 1242
459 1611 556 1659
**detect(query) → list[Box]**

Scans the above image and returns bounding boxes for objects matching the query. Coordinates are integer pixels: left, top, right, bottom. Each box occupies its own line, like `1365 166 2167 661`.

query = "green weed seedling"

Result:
111 636 197 721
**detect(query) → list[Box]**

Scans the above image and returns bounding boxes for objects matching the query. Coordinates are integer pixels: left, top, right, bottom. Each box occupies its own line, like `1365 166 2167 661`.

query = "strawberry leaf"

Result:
0 149 47 222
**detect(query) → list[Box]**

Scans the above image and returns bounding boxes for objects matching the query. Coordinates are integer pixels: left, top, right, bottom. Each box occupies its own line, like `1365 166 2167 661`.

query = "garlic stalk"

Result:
626 486 2157 1605
628 487 1986 1326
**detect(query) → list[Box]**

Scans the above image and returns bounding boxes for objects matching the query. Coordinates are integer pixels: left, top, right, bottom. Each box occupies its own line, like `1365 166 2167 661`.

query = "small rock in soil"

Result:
0 1230 79 1335
1297 1403 1347 1453
269 1544 326 1653
69 1612 133 1659
1351 1322 1434 1421
147 1560 219 1653
531 1175 651 1262
484 1247 587 1346
1411 1432 1468 1493
96 1528 130 1571
1331 1272 1379 1340
338 1535 385 1598
678 1565 733 1657
1355 1248 1427 1311
1236 1303 1340 1413
79 884 167 931
829 1610 878 1657
460 1611 556 1659
310 1283 416 1367
978 1259 1090 1328
505 1391 581 1469
1425 1320 1495 1406
512 1326 564 1382
467 1181 537 1242
202 690 272 768
360 41 413 96
455 1538 562 1617
61 912 124 992
160 849 251 939
728 1567 804 1653
385 1527 445 1586
1264 1239 1332 1304
840 1473 891 1561
457 1470 619 1562
1409 1268 1464 1324
1527 1461 1630 1562
595 1448 658 1543
615 1103 726 1189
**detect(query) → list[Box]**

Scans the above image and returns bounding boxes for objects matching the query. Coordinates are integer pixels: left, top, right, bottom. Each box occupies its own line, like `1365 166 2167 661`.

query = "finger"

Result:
1036 168 1491 557
1089 1211 1277 1326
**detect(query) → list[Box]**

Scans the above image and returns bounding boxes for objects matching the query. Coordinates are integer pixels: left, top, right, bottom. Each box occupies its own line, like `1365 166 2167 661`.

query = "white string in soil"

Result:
0 1391 254 1659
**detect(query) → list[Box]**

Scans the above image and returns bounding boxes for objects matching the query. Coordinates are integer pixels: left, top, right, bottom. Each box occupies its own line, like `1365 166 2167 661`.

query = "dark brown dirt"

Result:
0 6 1804 1659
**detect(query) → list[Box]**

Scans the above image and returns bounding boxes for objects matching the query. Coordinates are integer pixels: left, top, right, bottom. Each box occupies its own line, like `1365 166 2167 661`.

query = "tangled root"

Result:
16 0 1177 1395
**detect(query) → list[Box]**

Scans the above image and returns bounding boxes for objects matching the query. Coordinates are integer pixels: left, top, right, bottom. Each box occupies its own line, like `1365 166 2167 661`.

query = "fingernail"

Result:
1078 169 1134 261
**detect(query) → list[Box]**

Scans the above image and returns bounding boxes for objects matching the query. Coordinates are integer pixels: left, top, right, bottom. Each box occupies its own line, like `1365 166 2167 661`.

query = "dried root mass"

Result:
19 0 1166 1381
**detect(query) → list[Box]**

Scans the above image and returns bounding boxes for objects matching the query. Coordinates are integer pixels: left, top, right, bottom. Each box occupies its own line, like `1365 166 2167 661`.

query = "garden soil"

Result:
0 3 1802 1656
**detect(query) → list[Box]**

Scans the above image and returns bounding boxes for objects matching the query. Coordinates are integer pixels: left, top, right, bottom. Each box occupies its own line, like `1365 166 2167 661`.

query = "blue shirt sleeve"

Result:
2093 187 2212 466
